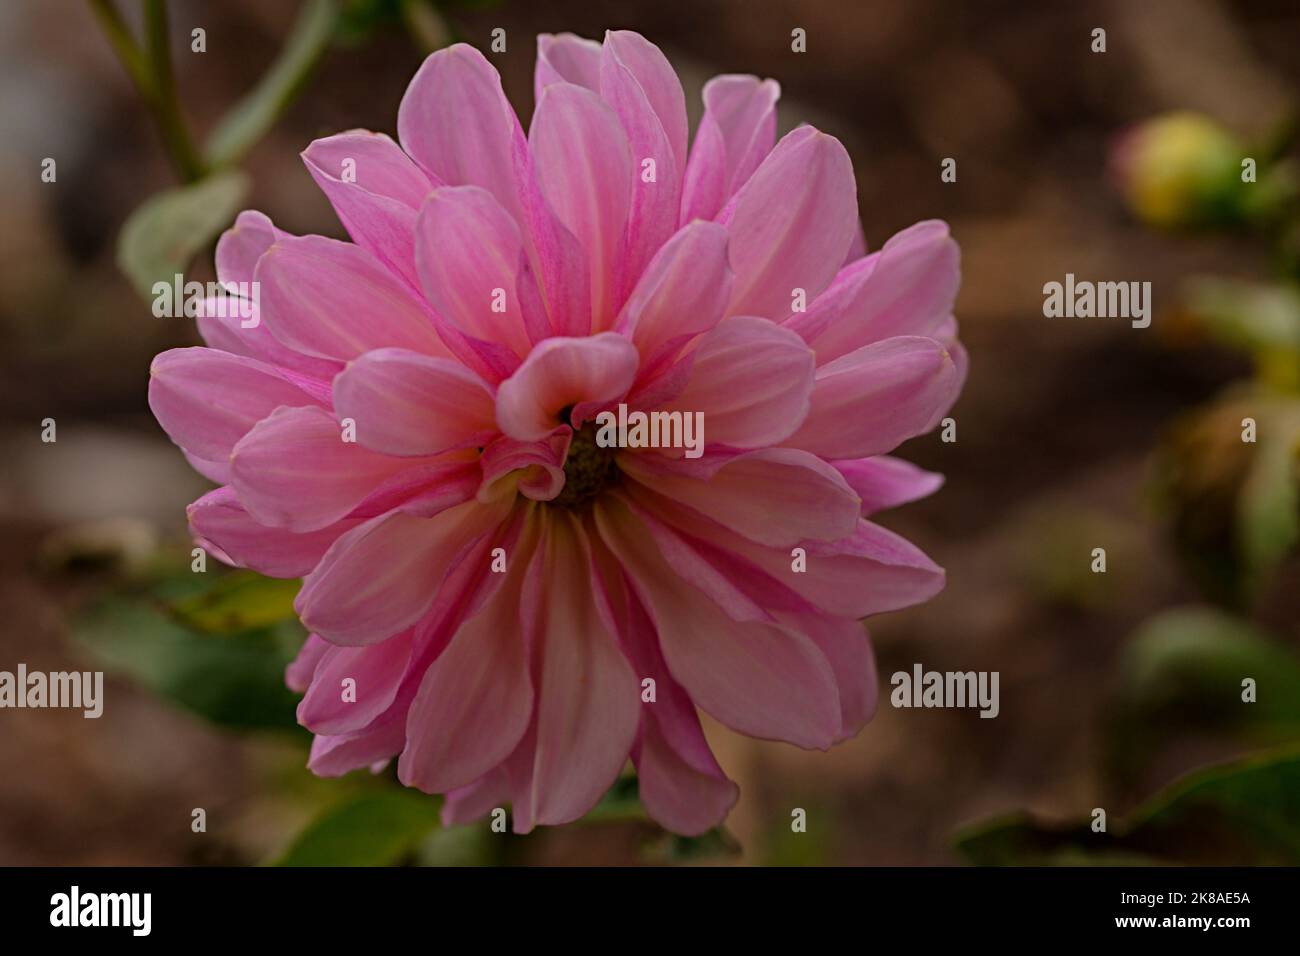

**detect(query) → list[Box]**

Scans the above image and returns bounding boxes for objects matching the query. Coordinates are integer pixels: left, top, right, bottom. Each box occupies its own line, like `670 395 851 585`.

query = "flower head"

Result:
148 31 965 835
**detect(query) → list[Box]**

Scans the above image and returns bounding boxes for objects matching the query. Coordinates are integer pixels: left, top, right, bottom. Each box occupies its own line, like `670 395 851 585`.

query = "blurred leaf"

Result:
1182 277 1300 387
655 826 743 863
116 170 250 300
583 774 647 823
168 570 301 634
273 791 442 866
204 0 339 167
1109 606 1300 780
956 746 1300 865
73 594 302 731
1236 412 1300 592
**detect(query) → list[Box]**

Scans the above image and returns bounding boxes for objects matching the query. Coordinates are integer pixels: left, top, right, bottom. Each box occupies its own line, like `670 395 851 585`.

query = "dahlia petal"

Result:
494 333 639 441
308 717 406 777
629 487 946 619
613 592 738 836
255 235 449 362
786 220 960 362
398 524 536 793
302 130 435 287
298 631 414 735
397 44 526 221
615 220 732 360
530 83 633 327
215 209 284 287
332 347 497 458
230 405 415 532
790 614 878 742
622 447 859 547
787 335 960 459
659 315 814 448
187 486 361 578
680 75 779 224
597 498 840 749
296 497 505 646
600 31 688 303
195 297 342 384
535 33 602 101
148 347 323 463
413 186 537 356
441 767 512 827
478 431 570 503
286 634 330 694
831 455 945 515
523 514 639 825
720 127 857 321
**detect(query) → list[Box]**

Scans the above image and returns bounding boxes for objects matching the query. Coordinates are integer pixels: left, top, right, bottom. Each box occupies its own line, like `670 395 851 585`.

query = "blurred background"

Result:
2 0 1299 865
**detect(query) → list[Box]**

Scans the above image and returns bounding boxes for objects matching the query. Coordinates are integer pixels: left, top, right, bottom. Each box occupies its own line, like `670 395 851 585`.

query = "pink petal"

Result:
195 296 342 384
788 613 877 742
215 210 284 287
397 44 526 222
230 405 417 532
530 83 633 328
786 220 960 363
680 75 779 224
148 347 323 463
308 718 406 777
298 631 415 735
787 335 960 459
535 33 602 101
187 486 361 578
720 126 857 321
332 347 497 457
831 455 945 515
600 31 688 304
285 634 330 693
441 768 512 827
630 487 945 619
597 497 841 749
495 333 639 441
615 220 732 361
519 514 639 825
255 235 450 362
622 447 859 547
658 315 814 448
296 496 509 646
302 130 436 288
617 592 738 836
398 520 537 793
478 431 570 503
414 186 538 357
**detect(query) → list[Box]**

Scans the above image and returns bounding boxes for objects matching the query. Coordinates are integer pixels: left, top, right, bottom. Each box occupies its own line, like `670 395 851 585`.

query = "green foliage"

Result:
273 790 443 866
956 747 1300 865
71 566 305 732
204 0 340 167
168 570 301 634
116 170 250 300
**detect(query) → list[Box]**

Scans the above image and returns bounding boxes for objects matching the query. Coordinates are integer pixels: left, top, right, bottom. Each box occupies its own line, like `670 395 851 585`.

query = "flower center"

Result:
552 416 621 509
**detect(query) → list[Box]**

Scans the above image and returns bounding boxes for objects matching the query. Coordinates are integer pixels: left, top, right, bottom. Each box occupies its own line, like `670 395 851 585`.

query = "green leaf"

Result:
168 570 301 634
204 0 338 167
1109 607 1300 782
72 595 302 731
116 170 250 300
1236 410 1300 592
273 791 442 866
955 746 1300 865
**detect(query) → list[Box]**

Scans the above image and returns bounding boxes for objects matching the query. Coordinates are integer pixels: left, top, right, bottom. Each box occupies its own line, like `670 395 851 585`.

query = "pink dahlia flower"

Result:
148 31 965 835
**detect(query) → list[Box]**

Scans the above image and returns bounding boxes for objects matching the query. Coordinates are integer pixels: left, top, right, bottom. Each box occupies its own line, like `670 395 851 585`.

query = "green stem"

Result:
88 0 205 182
142 0 205 182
